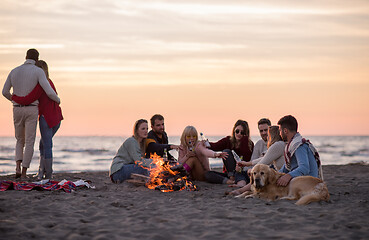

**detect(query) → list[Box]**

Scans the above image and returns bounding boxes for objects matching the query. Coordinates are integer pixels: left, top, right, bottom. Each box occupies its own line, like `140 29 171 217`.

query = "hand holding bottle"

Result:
200 132 211 148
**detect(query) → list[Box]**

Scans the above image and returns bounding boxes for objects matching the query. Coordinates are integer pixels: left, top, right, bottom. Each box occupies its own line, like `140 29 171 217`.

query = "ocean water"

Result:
0 136 368 176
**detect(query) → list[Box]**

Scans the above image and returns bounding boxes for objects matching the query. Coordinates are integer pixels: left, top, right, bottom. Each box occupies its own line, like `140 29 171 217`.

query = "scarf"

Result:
284 133 324 180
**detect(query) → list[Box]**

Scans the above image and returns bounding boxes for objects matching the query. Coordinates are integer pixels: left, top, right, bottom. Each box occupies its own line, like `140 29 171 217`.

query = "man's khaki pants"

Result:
13 105 38 168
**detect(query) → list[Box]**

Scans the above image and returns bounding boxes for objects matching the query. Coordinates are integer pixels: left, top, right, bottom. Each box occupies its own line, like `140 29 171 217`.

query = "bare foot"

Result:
236 180 246 188
20 167 28 181
20 175 29 181
15 160 22 178
225 189 242 196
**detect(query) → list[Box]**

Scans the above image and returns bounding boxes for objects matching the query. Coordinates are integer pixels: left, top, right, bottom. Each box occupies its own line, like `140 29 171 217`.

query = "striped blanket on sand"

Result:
0 179 92 193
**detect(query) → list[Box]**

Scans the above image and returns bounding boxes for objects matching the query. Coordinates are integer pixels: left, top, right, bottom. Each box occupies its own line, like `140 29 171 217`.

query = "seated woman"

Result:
109 119 153 183
228 126 286 195
178 126 227 181
204 120 254 184
239 125 285 170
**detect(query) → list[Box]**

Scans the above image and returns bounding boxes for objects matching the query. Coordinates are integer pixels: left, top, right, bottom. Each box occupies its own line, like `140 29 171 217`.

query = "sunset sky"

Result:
0 0 368 137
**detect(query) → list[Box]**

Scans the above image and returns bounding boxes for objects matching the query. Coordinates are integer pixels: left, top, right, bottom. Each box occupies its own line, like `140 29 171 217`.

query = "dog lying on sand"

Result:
236 164 330 205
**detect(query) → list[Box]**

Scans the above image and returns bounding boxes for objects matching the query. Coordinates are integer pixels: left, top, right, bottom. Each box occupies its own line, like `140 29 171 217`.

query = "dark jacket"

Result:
145 130 174 160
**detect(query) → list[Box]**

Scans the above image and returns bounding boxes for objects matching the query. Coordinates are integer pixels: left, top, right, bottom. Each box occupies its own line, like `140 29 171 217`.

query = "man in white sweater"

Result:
250 118 271 161
2 49 60 179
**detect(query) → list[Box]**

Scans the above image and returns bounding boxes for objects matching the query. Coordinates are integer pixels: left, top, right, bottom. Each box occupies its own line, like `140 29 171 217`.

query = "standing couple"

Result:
2 49 63 180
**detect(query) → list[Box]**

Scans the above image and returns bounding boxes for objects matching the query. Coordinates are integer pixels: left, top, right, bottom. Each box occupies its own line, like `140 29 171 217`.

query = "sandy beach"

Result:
0 164 368 240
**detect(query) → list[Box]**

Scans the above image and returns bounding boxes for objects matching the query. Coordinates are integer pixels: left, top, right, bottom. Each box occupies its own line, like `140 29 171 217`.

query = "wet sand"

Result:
0 164 368 240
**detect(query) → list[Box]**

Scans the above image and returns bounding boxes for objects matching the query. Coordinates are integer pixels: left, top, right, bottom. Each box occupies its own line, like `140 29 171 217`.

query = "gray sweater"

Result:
2 59 60 104
109 137 153 176
251 141 286 170
250 139 268 161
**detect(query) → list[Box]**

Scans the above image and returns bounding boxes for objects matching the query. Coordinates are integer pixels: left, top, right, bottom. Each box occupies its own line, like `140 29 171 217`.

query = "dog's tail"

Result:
295 182 330 205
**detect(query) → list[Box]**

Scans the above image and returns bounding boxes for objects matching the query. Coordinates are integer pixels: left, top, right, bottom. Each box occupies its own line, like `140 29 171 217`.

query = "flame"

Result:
139 153 197 192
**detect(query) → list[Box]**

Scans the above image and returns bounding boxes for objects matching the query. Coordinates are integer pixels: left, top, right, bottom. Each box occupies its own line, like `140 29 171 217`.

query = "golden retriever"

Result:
236 164 330 205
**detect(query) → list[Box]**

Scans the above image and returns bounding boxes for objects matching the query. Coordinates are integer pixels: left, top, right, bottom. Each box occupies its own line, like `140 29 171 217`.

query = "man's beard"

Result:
280 133 288 142
155 129 164 134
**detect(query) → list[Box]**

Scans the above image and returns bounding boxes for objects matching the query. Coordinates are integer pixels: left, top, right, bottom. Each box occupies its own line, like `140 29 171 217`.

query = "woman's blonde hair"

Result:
133 119 148 153
180 126 198 147
267 126 282 148
36 60 49 79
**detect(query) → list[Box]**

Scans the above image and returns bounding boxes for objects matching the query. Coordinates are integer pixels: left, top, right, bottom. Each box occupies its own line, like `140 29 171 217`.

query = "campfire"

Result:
129 153 197 192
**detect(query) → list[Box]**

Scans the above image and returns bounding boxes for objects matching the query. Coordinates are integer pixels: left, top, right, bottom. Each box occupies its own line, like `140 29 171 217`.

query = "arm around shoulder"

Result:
37 69 60 104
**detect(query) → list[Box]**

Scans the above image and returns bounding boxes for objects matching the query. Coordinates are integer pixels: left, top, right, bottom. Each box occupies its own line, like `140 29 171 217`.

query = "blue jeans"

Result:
222 149 236 177
39 115 60 159
235 170 251 184
205 171 229 184
111 164 149 183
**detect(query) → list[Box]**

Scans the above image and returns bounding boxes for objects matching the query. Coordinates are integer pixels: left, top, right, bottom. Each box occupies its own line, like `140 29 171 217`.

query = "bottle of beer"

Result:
188 141 194 152
163 148 168 163
232 150 242 162
200 132 211 148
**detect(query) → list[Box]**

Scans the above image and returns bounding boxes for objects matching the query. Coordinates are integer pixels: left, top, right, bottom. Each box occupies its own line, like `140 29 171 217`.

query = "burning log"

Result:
135 153 198 192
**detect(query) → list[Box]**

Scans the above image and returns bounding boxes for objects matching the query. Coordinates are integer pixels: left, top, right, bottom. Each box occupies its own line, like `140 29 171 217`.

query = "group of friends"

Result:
109 114 322 196
2 49 63 180
2 48 321 193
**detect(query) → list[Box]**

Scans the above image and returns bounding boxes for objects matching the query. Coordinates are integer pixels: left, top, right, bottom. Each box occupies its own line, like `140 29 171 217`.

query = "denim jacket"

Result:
280 143 319 178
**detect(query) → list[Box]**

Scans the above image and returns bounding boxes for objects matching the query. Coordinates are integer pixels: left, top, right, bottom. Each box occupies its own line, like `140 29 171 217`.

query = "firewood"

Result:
126 173 150 186
130 173 150 180
126 179 146 186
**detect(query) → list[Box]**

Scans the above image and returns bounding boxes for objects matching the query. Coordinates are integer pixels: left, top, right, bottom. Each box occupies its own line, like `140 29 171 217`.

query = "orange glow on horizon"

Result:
1 1 369 137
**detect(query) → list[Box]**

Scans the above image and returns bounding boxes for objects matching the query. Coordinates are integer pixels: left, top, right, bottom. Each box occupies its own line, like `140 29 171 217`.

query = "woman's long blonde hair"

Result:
267 126 283 148
133 119 148 153
180 126 198 147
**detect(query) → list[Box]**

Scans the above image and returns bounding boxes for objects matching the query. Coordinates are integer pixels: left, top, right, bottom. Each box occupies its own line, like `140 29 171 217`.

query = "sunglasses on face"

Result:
235 129 246 135
186 135 197 139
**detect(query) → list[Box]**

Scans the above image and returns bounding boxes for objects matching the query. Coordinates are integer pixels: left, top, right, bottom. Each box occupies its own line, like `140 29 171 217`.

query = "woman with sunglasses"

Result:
178 126 228 181
204 120 254 184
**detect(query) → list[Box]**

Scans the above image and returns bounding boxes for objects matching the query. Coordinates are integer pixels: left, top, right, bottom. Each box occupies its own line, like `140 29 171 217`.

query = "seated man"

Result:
277 115 320 186
146 114 178 160
250 118 271 161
